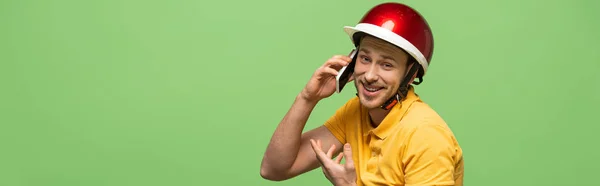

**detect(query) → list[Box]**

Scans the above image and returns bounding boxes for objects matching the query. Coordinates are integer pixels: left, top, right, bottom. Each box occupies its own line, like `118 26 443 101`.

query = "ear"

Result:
403 62 420 87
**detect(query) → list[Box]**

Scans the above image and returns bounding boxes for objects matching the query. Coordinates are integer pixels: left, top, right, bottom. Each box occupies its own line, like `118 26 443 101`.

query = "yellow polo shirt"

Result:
324 87 464 186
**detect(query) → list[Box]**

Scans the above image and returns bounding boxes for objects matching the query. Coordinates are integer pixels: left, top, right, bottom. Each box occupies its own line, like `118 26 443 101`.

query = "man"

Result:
260 2 463 186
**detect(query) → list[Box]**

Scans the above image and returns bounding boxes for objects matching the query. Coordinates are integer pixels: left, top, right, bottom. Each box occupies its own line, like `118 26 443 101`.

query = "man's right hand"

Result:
301 55 353 103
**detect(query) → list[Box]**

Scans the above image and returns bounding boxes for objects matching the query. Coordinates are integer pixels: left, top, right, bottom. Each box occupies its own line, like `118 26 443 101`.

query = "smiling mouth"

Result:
363 83 384 92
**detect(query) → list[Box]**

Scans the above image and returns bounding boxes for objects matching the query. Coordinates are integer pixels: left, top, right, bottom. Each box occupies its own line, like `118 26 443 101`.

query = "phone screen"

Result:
336 49 357 93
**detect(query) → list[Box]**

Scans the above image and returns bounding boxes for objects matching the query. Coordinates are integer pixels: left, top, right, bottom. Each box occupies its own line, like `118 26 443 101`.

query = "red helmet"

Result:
344 2 434 77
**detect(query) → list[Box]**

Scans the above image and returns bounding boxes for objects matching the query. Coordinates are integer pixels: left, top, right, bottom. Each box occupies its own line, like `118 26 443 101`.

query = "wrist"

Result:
332 179 356 186
344 181 357 186
297 92 319 106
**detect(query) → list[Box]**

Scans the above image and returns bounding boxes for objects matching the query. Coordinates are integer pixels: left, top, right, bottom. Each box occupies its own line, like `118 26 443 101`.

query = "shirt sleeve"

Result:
402 124 460 186
323 99 354 145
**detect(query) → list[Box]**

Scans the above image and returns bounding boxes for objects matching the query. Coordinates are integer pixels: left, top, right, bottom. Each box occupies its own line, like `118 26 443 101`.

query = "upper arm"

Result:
285 125 343 178
403 125 460 186
285 101 350 179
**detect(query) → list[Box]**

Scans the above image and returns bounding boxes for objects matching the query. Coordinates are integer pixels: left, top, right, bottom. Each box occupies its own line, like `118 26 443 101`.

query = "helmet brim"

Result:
344 23 429 73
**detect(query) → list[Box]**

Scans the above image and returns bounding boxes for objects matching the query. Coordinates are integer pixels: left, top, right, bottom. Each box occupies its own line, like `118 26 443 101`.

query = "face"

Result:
353 36 410 109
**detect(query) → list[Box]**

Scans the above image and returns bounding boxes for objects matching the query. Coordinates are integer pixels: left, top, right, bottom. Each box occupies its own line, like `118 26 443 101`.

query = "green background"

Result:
1 0 599 185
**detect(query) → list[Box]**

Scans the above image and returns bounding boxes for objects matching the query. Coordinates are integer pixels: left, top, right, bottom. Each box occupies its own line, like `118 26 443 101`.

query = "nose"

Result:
364 65 379 83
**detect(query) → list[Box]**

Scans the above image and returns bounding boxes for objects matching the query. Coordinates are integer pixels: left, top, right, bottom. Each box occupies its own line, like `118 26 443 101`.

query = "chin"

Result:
358 93 387 109
359 98 381 109
355 81 392 109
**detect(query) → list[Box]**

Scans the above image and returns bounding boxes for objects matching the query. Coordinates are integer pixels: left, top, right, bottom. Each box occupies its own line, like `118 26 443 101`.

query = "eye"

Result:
383 63 394 69
359 55 371 63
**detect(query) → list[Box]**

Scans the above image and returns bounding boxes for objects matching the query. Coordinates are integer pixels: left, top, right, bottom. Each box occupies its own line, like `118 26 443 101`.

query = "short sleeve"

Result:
402 124 460 186
323 98 356 145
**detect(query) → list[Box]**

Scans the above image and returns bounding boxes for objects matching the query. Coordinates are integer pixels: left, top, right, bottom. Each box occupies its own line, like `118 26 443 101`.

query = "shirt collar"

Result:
363 86 421 139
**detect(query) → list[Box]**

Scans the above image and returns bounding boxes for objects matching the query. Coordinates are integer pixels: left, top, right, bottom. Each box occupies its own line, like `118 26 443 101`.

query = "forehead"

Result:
359 36 408 57
358 36 409 62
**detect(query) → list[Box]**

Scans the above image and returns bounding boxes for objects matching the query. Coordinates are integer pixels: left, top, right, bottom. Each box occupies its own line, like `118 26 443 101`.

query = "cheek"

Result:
381 73 402 87
352 68 367 80
353 63 367 75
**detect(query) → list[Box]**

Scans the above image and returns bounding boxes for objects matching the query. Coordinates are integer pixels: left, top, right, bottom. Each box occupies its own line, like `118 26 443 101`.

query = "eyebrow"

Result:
381 54 397 62
359 48 371 54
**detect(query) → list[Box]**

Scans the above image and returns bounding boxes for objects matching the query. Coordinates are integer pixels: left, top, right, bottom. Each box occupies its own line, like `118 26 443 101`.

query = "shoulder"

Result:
344 96 362 109
401 100 449 131
332 96 363 115
397 100 460 149
397 110 462 166
392 98 464 178
323 96 365 143
325 96 364 125
397 102 464 185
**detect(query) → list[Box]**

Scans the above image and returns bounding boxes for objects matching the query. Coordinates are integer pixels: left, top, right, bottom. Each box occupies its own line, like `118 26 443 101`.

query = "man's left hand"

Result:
310 139 357 186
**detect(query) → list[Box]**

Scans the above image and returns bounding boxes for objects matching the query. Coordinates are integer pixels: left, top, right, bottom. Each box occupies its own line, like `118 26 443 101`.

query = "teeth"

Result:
364 85 380 92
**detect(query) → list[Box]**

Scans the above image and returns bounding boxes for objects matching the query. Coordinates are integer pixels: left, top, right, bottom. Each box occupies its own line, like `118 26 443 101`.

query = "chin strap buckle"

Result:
380 94 399 110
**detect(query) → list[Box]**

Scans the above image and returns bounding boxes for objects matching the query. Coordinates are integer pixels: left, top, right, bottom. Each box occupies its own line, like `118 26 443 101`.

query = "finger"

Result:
309 140 322 156
317 140 330 159
320 67 339 77
325 58 350 70
335 152 344 164
310 139 324 154
310 139 328 163
317 140 322 150
343 143 355 167
331 55 353 62
326 144 336 159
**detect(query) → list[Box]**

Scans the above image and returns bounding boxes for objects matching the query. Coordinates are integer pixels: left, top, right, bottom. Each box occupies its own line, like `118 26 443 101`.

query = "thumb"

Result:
343 143 354 167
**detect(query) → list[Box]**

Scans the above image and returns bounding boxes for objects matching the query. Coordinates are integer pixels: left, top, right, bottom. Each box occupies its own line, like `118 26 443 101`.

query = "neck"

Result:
368 108 391 127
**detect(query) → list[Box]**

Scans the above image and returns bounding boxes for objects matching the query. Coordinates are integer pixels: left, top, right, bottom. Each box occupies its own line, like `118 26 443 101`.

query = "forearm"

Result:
261 94 318 175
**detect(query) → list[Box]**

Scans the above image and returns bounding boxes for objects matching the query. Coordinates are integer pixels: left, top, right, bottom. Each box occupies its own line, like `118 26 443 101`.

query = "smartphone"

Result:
336 49 357 94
